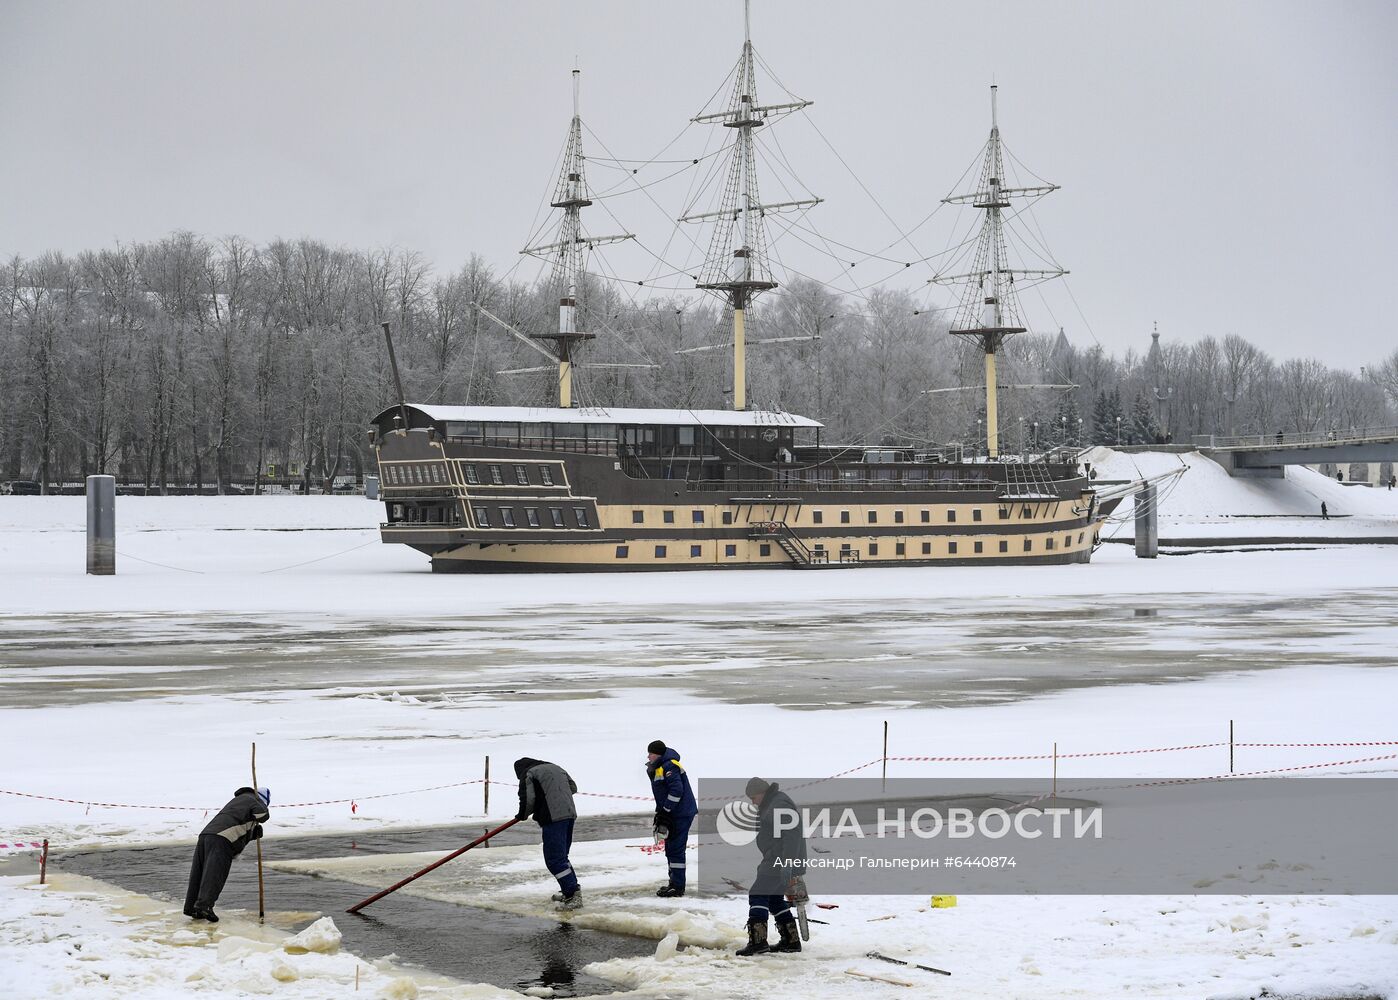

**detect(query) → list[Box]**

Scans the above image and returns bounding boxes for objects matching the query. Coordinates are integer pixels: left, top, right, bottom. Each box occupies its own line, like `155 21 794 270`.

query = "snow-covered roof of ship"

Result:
401 404 822 429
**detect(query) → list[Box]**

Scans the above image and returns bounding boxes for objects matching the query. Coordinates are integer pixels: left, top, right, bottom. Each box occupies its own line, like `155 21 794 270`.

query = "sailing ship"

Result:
369 5 1128 572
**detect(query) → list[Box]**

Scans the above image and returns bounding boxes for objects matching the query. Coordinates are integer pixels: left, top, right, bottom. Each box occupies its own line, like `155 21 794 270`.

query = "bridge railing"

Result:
1194 425 1398 451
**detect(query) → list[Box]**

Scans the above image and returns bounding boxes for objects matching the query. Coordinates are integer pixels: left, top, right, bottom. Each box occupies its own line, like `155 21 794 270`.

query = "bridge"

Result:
1196 425 1398 478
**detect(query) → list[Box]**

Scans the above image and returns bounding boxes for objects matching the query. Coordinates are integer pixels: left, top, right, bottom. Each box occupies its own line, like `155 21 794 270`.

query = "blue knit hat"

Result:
256 786 271 805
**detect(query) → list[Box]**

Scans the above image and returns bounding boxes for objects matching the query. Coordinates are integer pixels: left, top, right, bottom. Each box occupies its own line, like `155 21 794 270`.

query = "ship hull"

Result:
371 415 1120 573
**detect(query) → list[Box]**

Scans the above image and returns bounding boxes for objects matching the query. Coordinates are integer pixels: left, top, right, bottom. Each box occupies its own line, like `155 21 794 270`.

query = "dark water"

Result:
53 818 654 996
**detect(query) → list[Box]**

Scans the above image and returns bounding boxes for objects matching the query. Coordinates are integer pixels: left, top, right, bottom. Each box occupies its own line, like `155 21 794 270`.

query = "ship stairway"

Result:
748 521 831 568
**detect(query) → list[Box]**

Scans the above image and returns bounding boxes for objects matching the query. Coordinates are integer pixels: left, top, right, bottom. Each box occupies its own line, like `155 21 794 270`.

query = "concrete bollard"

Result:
86 475 116 575
1134 483 1158 559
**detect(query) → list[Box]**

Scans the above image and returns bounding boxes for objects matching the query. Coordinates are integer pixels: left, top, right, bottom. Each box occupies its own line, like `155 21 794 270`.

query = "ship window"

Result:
840 543 852 553
1024 538 1033 552
867 510 877 524
760 544 771 556
894 510 904 524
1021 506 1033 519
1093 532 1100 544
574 507 590 528
632 510 644 524
678 426 696 446
922 542 931 555
813 543 826 554
515 465 529 485
550 507 565 528
722 511 733 525
867 542 878 555
473 506 490 527
690 544 702 558
489 465 503 485
920 510 930 523
840 510 850 524
655 545 667 558
525 508 540 528
999 505 1011 519
973 508 982 522
1078 532 1084 544
947 509 957 523
895 542 905 555
616 545 629 559
812 510 824 524
500 508 516 528
540 467 554 486
999 540 1009 553
663 509 675 524
725 544 737 557
1046 537 1055 550
464 465 479 485
410 466 421 484
692 510 704 524
1065 535 1072 547
975 541 984 554
948 541 958 554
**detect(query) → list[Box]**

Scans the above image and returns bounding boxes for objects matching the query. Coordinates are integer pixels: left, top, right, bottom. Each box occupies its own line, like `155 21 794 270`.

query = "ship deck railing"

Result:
686 477 1007 493
446 435 619 456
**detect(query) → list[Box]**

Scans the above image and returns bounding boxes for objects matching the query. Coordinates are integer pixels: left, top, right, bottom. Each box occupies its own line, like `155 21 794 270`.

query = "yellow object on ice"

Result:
929 894 957 908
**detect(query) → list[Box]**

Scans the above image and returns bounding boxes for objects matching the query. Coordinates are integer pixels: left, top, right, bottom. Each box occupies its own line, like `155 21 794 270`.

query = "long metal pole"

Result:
346 818 521 914
252 742 265 922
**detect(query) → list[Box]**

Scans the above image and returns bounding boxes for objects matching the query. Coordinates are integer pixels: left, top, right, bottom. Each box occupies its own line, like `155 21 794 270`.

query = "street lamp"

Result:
1077 416 1083 447
1115 415 1122 446
1019 417 1025 458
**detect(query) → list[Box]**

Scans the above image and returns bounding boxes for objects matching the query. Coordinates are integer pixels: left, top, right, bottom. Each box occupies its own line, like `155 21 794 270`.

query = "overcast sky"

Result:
3 0 1394 368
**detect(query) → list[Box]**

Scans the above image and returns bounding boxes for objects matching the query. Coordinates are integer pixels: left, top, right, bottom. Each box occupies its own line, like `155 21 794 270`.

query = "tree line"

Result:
2 233 1395 493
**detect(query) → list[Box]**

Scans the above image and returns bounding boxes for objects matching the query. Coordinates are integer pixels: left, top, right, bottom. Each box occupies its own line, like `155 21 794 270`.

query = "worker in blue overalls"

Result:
646 739 698 897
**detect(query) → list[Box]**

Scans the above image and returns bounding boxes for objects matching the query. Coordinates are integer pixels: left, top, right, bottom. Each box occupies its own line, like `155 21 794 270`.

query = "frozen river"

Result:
4 589 1395 712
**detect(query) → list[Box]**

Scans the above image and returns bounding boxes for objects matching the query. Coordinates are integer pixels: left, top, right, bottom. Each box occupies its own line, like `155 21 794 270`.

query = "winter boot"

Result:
656 884 685 898
735 919 770 956
195 908 219 923
772 918 802 953
555 890 583 911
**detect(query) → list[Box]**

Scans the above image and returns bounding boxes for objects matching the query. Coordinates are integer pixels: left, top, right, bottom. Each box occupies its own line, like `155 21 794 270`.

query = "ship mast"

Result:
931 86 1065 458
680 0 819 410
521 69 633 407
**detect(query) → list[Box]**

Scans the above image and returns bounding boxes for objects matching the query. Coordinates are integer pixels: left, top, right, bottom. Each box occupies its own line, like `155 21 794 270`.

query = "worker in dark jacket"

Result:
185 786 270 922
737 777 806 956
514 757 582 909
646 740 698 897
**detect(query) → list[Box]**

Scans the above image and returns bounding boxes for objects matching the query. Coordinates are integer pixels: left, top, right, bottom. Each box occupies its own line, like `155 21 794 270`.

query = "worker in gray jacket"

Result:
185 786 270 922
514 757 582 909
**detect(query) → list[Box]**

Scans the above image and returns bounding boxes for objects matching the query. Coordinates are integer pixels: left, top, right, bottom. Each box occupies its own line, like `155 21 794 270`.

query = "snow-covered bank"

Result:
1087 448 1398 542
0 872 507 1000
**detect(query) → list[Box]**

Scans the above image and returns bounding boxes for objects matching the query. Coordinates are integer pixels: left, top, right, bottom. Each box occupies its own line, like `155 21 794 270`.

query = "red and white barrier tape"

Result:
0 840 46 851
2 739 1393 816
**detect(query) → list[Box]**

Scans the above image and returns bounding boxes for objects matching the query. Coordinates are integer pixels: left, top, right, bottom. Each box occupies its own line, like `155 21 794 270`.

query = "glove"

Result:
251 824 264 842
653 811 673 836
514 811 528 822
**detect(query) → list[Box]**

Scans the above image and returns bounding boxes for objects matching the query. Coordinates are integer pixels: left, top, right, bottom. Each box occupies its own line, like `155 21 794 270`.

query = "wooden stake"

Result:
882 721 889 791
39 839 48 885
1229 720 1234 774
252 742 265 923
355 965 359 991
484 755 490 815
1052 742 1058 801
845 969 913 988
